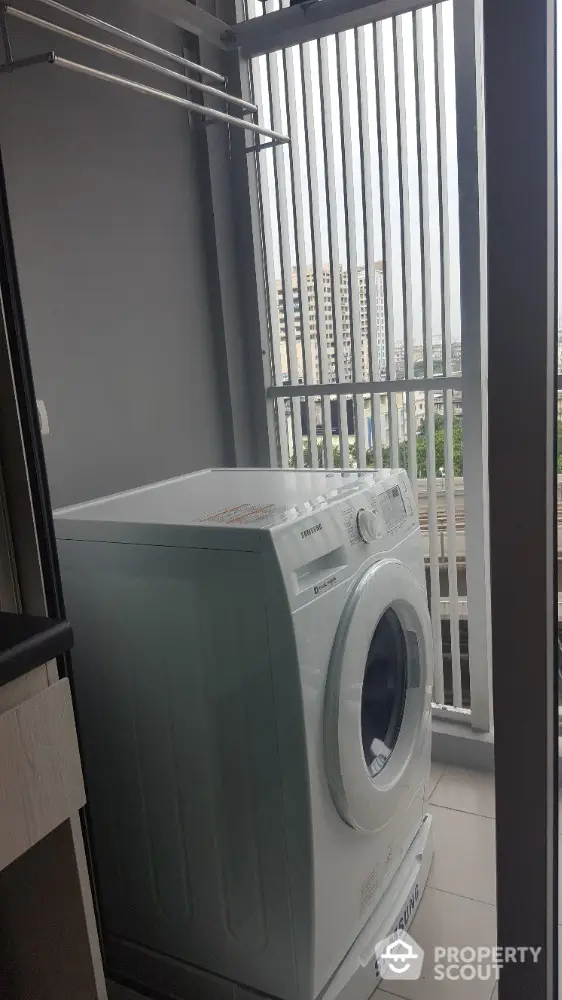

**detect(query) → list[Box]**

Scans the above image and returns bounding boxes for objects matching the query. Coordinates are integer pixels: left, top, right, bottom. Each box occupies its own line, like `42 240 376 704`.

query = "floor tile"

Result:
427 762 447 799
429 767 495 819
378 887 497 1000
428 804 496 905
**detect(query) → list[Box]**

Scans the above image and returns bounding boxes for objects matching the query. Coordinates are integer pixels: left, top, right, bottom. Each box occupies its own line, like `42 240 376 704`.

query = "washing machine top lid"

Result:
54 468 400 533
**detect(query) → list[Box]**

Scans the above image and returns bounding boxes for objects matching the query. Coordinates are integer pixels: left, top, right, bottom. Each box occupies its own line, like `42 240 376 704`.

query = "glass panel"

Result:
361 606 408 776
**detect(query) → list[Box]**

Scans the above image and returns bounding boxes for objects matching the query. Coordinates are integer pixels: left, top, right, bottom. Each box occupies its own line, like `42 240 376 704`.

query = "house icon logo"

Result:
374 931 424 980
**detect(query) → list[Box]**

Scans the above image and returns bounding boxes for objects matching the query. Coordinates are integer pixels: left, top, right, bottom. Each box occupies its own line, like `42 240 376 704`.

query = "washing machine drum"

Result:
324 557 433 833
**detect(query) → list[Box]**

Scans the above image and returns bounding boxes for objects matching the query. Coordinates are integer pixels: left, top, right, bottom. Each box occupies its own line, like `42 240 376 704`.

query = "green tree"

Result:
289 440 356 468
288 417 463 476
365 441 408 468
557 422 562 473
317 442 357 468
374 414 463 477
413 414 463 477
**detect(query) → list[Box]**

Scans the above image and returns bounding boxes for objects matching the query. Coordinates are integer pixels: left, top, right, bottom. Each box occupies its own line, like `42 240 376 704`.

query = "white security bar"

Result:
413 8 444 702
301 41 334 467
283 44 319 466
266 48 305 467
374 19 399 467
318 35 349 467
434 4 462 707
394 16 418 500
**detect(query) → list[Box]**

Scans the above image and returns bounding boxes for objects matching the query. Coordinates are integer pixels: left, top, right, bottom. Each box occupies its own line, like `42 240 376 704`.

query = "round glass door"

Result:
323 558 433 833
361 608 408 777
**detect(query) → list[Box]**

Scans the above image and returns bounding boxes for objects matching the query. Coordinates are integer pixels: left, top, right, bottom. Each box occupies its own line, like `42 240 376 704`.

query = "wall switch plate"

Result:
37 400 49 436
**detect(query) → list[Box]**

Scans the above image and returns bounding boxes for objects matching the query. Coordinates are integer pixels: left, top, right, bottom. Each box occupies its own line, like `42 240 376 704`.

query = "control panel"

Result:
272 470 418 608
338 477 414 549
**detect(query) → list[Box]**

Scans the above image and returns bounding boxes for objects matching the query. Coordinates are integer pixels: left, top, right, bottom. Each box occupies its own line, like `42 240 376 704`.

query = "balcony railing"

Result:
240 0 491 729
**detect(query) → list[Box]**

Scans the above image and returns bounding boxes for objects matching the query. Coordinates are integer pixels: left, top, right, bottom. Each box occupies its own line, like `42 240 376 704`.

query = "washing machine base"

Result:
319 812 433 1000
107 815 433 1000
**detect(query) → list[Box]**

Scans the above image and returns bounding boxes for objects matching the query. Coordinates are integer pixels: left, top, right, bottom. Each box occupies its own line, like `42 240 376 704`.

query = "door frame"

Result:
484 0 558 995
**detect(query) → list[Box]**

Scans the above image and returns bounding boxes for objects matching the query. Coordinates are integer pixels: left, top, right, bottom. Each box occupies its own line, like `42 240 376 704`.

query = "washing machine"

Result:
54 468 434 1000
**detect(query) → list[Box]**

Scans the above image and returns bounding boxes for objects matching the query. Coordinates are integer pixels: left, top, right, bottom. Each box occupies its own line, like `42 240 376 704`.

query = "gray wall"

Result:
0 0 236 508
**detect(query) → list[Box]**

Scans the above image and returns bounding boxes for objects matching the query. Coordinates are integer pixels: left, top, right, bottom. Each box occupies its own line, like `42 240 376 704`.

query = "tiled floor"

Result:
376 761 498 1000
109 763 552 1000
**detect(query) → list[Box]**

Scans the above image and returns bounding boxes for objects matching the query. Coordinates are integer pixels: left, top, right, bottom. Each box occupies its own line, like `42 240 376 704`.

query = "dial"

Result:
356 507 380 543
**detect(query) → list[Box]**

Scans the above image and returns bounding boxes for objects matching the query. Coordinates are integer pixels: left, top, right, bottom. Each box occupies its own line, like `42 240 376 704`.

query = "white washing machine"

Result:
55 468 434 1000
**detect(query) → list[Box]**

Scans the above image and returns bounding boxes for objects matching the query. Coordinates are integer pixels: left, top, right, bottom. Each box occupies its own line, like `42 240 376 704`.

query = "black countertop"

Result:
0 611 73 688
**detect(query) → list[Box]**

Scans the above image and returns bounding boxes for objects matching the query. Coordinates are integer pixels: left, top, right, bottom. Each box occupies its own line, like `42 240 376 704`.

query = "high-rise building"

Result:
275 262 386 384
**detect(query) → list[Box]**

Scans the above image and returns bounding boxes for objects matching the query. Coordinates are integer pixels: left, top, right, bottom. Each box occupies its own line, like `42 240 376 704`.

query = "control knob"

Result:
356 507 380 543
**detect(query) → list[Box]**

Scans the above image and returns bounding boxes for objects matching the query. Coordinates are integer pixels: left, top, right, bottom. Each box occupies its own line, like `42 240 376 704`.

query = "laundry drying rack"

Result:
0 0 290 150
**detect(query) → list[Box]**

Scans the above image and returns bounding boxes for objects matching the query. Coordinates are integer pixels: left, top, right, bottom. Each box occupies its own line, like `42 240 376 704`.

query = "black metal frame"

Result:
0 154 66 629
0 138 106 963
484 0 558 996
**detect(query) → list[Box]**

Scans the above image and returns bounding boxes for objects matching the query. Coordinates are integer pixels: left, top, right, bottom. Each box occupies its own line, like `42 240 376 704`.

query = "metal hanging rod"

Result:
0 3 289 147
24 0 226 83
5 6 258 114
51 55 290 144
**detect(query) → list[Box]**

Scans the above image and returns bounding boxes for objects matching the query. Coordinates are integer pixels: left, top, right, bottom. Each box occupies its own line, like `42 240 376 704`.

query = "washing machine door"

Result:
324 557 433 833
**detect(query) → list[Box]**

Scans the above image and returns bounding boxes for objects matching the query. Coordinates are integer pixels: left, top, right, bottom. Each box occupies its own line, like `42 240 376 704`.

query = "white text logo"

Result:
374 932 424 981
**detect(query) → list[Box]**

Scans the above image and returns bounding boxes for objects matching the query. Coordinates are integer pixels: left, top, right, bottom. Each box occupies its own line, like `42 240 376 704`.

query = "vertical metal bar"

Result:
318 35 349 467
356 26 383 468
453 0 492 730
337 31 367 469
394 15 418 500
301 42 333 467
249 54 290 465
265 48 305 467
434 5 450 373
434 4 461 706
283 44 318 467
374 21 399 467
413 9 433 385
442 388 461 705
484 0 557 989
413 7 444 701
426 391 444 703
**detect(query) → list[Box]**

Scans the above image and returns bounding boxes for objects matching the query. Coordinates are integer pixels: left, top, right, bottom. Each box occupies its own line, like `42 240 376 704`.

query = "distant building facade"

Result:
275 262 386 384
